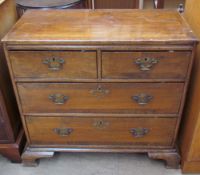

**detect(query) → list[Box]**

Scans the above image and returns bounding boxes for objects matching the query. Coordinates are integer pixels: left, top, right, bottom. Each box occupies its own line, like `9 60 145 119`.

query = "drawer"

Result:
102 51 191 80
9 51 97 79
18 83 184 114
26 116 176 147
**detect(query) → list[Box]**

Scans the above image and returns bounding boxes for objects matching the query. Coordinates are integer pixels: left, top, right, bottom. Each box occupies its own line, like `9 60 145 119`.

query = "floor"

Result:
0 153 197 175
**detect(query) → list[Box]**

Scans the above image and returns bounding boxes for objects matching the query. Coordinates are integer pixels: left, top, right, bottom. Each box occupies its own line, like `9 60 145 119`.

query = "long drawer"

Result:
102 51 191 80
17 83 184 114
8 51 97 79
26 116 176 147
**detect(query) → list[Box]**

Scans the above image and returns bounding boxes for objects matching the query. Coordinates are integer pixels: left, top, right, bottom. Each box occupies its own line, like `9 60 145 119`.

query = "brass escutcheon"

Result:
90 85 110 98
135 57 158 71
93 120 110 129
43 57 65 71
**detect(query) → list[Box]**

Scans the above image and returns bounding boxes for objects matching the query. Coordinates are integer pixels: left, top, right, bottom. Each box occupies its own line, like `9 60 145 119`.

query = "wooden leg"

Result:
0 147 22 163
148 150 180 169
22 149 54 167
0 129 25 163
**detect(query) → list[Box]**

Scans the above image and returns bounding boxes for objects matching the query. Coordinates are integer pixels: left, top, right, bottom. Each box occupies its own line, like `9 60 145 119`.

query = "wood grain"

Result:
179 0 200 173
2 10 197 45
102 51 191 80
0 129 25 163
0 0 19 143
0 0 25 162
148 150 180 169
26 116 176 146
17 83 184 114
9 50 97 79
2 9 197 167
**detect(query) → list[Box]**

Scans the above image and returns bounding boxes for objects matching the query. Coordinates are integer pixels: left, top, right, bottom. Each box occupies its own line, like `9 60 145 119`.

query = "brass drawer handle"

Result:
131 128 149 138
132 93 153 105
90 85 110 98
49 94 69 105
43 57 65 71
53 128 73 136
135 57 158 71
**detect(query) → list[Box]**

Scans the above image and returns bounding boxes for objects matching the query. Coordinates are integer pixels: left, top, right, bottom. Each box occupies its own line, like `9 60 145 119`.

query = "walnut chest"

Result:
2 9 197 167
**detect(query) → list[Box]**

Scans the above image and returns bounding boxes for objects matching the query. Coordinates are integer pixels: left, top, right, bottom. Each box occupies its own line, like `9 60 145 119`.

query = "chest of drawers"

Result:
2 9 197 167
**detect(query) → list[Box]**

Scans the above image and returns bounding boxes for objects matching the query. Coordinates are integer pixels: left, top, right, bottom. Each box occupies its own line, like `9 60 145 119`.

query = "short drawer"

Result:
18 83 184 114
9 51 97 79
102 51 191 80
26 116 176 147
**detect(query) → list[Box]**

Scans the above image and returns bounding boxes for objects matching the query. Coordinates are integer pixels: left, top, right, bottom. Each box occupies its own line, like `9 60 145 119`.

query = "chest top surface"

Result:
2 9 197 45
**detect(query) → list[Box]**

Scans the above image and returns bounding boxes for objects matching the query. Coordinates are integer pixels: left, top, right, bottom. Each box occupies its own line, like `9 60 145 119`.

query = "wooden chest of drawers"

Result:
2 10 197 167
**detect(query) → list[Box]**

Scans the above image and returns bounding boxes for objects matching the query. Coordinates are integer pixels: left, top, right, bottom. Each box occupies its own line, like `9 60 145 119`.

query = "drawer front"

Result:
9 51 97 79
102 51 191 80
18 83 184 114
26 116 176 147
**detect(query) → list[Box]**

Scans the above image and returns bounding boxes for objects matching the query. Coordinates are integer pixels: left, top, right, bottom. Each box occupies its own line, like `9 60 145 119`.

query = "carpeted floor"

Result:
0 153 195 175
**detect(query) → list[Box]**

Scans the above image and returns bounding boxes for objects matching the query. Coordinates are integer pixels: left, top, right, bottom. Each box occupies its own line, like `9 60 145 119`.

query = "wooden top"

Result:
2 9 197 45
16 0 82 8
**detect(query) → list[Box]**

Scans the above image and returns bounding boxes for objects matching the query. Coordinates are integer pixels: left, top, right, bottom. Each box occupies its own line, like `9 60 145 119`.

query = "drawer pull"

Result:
53 128 73 136
43 57 65 71
132 94 153 105
135 57 158 71
131 128 149 138
93 120 109 129
90 85 110 98
49 94 69 105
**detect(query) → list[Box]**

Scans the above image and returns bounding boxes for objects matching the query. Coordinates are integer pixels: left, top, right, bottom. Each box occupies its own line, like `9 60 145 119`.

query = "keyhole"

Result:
97 86 102 91
99 121 103 126
96 120 105 128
